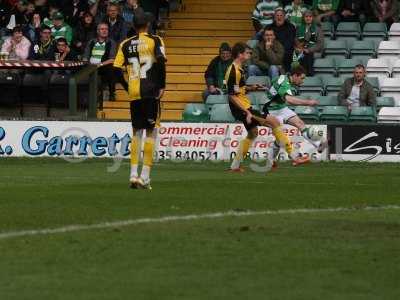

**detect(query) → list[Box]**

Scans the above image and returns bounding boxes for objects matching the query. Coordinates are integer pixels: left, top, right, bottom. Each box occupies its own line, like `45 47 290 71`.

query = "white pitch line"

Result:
1 205 400 240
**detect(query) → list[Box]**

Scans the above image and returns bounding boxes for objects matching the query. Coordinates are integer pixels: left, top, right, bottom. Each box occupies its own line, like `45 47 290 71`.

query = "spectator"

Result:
296 10 323 75
339 65 376 110
60 0 89 27
252 0 281 32
1 25 31 60
84 22 117 100
90 0 110 24
73 11 96 55
23 12 41 42
203 42 232 101
284 0 309 28
370 0 399 28
52 37 77 61
122 0 140 24
29 25 54 60
140 0 168 33
42 5 60 28
103 2 128 44
51 12 73 45
312 0 340 24
14 0 33 26
291 38 305 69
268 8 296 73
336 0 367 24
248 27 284 79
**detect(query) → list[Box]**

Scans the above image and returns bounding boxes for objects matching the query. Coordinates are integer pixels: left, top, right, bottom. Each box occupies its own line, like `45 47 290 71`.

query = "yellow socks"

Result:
231 138 252 169
130 135 140 178
141 137 155 181
272 126 293 157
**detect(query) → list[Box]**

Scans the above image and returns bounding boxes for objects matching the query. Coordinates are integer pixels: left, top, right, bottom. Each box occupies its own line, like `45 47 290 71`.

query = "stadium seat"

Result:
48 73 70 108
321 22 333 39
319 106 348 122
377 107 400 123
365 77 380 95
182 103 209 122
389 23 400 41
246 39 258 49
297 76 323 95
314 57 336 76
0 71 21 108
336 58 362 76
335 22 361 44
350 40 376 60
366 58 391 79
362 23 388 40
376 96 395 110
378 77 400 106
209 104 235 122
246 76 270 86
323 76 345 96
248 91 269 106
323 40 349 58
205 94 228 109
390 59 400 78
294 106 319 122
377 41 400 62
348 107 376 122
316 95 338 106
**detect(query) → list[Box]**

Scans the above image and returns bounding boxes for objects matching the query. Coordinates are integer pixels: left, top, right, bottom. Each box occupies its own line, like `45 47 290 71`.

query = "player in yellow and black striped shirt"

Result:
114 8 166 190
226 42 310 172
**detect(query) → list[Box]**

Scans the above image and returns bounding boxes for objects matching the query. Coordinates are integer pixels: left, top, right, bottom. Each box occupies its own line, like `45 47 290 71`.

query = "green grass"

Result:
0 158 399 299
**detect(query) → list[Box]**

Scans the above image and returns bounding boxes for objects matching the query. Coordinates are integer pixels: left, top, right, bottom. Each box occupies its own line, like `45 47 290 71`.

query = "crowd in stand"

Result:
204 0 395 109
0 0 170 100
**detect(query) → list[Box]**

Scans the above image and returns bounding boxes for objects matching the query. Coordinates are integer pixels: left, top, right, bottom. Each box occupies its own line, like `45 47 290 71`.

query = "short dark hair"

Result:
290 65 306 76
40 25 52 32
231 42 251 59
12 26 23 34
56 37 67 45
355 64 365 70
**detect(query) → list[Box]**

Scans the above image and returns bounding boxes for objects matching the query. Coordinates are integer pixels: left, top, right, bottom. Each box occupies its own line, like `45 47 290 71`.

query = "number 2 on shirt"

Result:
129 56 153 79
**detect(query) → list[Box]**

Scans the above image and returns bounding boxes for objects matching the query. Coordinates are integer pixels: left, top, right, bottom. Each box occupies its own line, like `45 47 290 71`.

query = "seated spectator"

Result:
252 0 281 32
285 0 309 28
339 65 376 110
29 24 54 60
336 0 367 24
291 39 305 69
73 12 96 55
312 0 340 24
370 0 399 28
103 2 128 44
248 27 284 79
203 42 232 101
52 37 77 62
268 8 296 73
1 25 31 60
296 10 323 75
42 5 60 28
83 22 117 100
51 12 73 45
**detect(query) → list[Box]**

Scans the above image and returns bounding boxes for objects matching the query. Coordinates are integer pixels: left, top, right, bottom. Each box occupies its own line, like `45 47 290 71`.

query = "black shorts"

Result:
130 98 160 129
229 102 268 131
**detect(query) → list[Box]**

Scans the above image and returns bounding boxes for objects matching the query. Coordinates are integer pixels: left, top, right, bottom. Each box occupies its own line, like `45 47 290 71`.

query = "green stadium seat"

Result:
248 91 269 106
337 58 362 76
323 76 345 96
335 22 361 43
246 76 270 86
376 96 395 109
298 76 323 94
314 57 336 76
323 40 349 58
205 94 228 109
348 106 376 122
363 36 385 50
365 77 380 95
294 106 320 122
320 106 348 122
183 103 209 122
350 40 376 59
209 104 235 122
298 92 323 98
321 22 333 39
362 22 388 40
246 39 258 49
316 95 338 106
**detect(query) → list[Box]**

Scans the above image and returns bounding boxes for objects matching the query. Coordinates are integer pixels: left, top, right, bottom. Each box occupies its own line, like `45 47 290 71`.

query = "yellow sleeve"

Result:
113 41 126 69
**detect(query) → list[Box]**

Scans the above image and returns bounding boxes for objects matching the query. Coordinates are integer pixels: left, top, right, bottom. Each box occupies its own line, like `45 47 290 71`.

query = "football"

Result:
308 125 324 141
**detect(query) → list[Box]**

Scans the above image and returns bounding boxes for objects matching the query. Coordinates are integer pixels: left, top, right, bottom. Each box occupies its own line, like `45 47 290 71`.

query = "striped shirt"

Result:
252 0 281 26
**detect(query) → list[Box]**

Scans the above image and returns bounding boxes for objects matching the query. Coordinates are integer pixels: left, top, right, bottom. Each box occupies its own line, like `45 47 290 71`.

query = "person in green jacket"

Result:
312 0 340 23
51 12 73 45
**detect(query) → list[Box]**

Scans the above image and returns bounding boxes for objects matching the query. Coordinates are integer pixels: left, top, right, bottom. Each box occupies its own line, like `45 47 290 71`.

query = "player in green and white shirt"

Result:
263 65 327 168
252 0 281 30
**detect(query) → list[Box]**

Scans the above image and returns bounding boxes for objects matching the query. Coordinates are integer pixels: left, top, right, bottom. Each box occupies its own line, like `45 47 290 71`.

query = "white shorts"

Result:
268 107 297 124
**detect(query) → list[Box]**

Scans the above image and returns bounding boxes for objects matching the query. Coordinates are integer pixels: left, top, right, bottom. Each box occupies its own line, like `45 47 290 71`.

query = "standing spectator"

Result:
52 37 77 61
29 24 55 60
103 2 128 44
59 0 89 27
339 65 376 110
1 25 31 60
122 0 139 24
269 8 296 73
370 0 399 28
51 12 73 45
90 0 110 24
336 0 367 24
84 22 117 100
0 0 12 37
312 0 340 24
23 12 41 42
203 42 232 101
285 0 309 28
296 10 323 75
248 27 284 79
73 12 96 55
252 0 281 32
14 0 32 26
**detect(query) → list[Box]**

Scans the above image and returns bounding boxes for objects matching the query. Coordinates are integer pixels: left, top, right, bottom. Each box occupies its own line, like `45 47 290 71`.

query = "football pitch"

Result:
0 158 399 299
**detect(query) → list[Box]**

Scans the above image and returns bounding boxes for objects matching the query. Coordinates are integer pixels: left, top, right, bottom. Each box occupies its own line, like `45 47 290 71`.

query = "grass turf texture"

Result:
0 158 399 299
